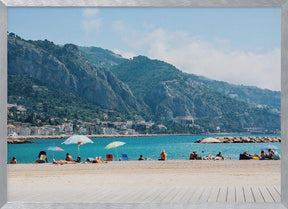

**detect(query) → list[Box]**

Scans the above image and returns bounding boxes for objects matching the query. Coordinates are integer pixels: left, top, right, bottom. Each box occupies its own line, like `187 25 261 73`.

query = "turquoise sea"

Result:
8 135 281 164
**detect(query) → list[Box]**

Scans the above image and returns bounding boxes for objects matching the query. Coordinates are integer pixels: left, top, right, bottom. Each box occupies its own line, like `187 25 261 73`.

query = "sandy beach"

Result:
7 160 280 203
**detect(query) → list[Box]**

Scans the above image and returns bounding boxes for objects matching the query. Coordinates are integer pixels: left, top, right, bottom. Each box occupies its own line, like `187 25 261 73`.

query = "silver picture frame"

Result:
1 0 288 208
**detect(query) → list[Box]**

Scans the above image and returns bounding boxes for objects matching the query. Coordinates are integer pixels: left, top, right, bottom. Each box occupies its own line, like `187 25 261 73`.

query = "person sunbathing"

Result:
203 154 215 160
92 156 105 163
98 156 105 163
215 151 228 160
260 150 268 160
52 158 77 165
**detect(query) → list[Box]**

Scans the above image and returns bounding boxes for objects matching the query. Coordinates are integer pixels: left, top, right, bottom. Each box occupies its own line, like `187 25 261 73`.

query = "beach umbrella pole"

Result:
115 147 119 160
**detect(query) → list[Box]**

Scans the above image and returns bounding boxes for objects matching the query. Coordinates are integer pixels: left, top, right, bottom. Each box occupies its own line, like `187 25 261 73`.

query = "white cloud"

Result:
82 19 102 33
82 8 99 17
112 21 125 32
113 27 281 91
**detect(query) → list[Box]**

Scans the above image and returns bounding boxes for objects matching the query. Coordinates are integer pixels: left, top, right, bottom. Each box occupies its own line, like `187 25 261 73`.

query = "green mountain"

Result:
188 74 280 113
8 75 106 126
7 33 281 133
79 46 126 69
111 56 280 133
8 33 143 115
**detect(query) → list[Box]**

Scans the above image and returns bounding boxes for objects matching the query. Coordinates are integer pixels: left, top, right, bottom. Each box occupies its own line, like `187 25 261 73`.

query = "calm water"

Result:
8 135 281 164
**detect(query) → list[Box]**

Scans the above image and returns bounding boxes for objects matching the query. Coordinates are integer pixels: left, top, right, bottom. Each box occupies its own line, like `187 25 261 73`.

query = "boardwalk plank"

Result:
156 187 175 202
189 186 205 202
243 186 254 202
144 187 166 202
259 186 274 202
124 187 151 202
275 186 281 196
159 186 177 202
148 187 167 202
170 187 191 202
251 187 264 202
207 187 220 202
199 186 211 202
180 187 196 202
94 187 119 202
227 186 235 202
140 187 160 202
114 187 140 202
235 187 245 202
217 187 227 202
267 186 281 202
78 187 103 202
102 187 127 202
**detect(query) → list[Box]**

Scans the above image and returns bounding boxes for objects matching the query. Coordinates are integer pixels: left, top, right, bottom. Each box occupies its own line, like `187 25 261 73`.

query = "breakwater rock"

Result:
195 136 281 143
7 138 35 144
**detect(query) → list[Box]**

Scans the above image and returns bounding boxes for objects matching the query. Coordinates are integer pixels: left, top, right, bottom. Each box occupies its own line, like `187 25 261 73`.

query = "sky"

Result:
8 8 281 91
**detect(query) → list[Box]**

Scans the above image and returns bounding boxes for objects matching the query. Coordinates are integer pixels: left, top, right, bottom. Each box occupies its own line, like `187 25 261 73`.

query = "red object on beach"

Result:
106 154 114 161
77 141 83 146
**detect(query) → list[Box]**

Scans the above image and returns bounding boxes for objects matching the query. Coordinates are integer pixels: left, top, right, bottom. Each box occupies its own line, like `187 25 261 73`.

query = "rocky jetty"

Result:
195 136 281 143
7 138 35 144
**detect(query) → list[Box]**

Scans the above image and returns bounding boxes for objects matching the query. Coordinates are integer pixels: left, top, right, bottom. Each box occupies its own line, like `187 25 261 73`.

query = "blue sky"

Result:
8 8 281 91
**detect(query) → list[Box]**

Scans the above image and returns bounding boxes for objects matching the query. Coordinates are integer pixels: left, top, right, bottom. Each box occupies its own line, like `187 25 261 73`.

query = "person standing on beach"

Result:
159 150 167 160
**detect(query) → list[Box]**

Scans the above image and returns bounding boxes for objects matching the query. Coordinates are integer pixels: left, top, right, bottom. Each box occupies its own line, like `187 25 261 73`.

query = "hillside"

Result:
189 74 280 113
7 33 281 134
8 34 144 115
8 75 108 126
79 46 126 69
111 56 280 133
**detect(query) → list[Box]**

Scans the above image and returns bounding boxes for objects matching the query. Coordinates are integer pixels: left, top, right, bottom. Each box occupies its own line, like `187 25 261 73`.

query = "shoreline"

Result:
7 133 281 144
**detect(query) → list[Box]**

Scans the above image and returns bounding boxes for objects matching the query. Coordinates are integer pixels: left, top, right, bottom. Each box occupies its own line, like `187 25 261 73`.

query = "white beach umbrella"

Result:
105 141 126 160
200 137 221 143
62 135 93 156
200 137 221 155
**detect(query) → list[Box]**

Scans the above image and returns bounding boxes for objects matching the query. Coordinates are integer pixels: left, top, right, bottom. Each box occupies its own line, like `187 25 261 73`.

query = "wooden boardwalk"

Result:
11 185 280 203
83 186 281 203
8 161 281 203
